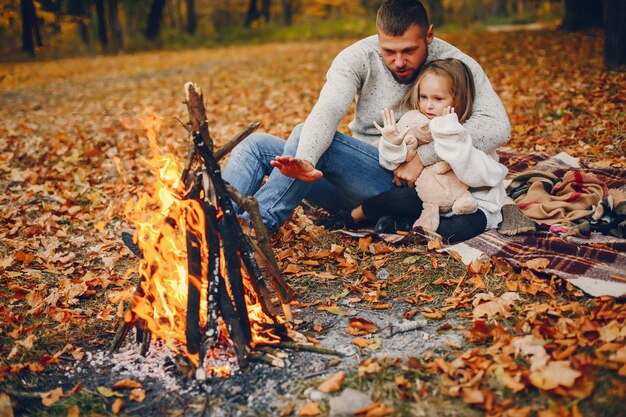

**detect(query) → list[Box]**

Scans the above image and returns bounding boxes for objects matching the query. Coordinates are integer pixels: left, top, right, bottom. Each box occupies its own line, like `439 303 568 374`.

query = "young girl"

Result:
317 58 508 243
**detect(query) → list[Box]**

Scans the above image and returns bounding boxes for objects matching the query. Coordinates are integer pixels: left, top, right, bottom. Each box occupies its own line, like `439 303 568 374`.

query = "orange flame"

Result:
125 115 281 372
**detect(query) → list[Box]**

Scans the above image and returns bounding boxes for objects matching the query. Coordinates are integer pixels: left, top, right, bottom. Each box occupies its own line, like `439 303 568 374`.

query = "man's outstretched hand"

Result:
270 156 323 182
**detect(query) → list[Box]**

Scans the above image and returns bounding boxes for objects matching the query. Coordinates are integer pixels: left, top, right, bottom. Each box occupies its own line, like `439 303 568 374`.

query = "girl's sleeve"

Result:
430 113 508 188
378 138 408 171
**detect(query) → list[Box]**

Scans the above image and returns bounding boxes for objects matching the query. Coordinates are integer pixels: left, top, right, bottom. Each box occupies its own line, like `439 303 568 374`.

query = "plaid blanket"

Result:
339 149 626 297
447 148 626 298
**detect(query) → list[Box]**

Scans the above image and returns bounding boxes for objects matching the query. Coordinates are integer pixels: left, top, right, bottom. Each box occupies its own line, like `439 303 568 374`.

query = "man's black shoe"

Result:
315 210 360 231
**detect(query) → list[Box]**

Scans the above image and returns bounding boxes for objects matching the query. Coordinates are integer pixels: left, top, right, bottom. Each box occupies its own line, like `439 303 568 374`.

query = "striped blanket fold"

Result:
448 149 626 298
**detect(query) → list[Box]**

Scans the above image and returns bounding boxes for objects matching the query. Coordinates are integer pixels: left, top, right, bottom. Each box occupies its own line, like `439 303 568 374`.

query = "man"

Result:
222 0 510 234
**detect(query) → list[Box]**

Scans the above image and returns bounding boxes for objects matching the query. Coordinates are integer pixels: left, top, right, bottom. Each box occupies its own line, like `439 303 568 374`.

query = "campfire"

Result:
110 83 297 379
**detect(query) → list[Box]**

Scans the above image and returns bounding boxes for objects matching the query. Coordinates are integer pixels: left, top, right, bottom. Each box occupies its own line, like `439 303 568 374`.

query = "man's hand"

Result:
270 156 323 182
393 155 424 187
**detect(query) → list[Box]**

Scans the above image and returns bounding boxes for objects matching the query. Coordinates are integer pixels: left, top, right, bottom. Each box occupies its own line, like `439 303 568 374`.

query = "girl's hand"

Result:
442 106 455 116
373 108 411 146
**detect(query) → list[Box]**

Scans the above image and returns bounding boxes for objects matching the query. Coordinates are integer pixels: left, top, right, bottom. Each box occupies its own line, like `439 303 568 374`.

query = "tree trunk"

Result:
561 0 604 31
94 0 108 48
185 0 196 34
603 0 626 69
261 0 271 23
280 0 293 26
245 0 260 27
108 0 123 50
424 0 444 27
67 0 90 45
20 0 40 55
146 0 166 40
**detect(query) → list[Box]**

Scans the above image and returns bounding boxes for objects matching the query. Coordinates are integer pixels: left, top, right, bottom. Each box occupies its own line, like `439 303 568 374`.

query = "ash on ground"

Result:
10 303 465 417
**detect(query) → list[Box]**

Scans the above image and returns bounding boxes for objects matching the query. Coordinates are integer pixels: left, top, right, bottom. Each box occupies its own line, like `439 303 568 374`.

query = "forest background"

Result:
1 0 623 67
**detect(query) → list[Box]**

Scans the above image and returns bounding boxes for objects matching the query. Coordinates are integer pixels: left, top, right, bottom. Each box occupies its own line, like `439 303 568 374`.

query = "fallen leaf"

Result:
41 387 63 407
66 405 79 417
462 387 484 404
523 258 550 269
473 292 520 319
298 402 321 416
97 387 124 398
318 306 356 316
317 371 345 393
346 318 377 336
129 388 146 402
111 398 124 414
529 361 582 391
352 338 375 348
358 358 382 376
112 377 143 390
353 402 394 417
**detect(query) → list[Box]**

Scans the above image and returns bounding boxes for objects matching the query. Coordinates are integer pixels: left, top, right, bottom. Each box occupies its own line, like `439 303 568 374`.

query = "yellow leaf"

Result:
427 239 441 250
41 387 63 407
318 306 356 316
298 402 321 416
317 371 345 393
97 387 124 397
366 336 382 352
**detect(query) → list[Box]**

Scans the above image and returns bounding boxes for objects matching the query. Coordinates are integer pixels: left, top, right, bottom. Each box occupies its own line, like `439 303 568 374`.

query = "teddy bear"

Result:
394 110 478 232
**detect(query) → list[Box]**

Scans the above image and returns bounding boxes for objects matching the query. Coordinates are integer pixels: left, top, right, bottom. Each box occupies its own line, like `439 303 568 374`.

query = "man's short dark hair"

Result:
376 0 430 35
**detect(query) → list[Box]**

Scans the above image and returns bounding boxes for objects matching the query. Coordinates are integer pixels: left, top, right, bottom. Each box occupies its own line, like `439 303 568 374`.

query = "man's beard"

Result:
391 68 419 84
390 50 428 85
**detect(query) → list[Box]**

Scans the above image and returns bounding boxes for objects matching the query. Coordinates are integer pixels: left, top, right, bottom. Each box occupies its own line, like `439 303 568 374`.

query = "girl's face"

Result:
417 72 454 119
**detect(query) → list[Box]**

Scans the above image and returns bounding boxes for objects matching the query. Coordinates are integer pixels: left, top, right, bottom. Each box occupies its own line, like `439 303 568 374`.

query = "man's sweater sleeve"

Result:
430 113 508 188
417 43 511 166
295 49 361 166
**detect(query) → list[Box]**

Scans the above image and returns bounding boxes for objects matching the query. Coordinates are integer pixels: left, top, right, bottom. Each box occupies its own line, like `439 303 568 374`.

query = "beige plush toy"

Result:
397 110 478 232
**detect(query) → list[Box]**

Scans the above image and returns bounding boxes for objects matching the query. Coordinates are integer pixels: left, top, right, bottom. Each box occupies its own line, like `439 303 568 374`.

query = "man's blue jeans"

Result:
222 124 395 233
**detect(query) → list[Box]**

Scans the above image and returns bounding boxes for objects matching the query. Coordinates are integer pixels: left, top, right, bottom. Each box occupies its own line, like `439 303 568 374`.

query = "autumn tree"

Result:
20 0 42 55
561 0 603 31
146 0 166 40
603 0 625 68
67 0 90 45
186 0 196 34
280 0 294 25
108 0 122 50
424 0 443 27
244 0 260 27
94 0 108 48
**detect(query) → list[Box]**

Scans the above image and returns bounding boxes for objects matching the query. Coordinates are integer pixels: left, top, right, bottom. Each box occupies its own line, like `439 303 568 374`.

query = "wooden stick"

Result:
215 122 261 162
185 215 203 356
226 183 296 304
258 342 344 356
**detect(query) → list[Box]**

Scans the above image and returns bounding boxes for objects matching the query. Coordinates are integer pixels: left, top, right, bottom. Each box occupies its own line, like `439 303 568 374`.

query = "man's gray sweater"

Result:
295 35 511 167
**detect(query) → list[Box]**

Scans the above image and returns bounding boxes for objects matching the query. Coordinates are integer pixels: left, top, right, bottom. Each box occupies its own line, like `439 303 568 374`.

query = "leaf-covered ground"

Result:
1 29 625 417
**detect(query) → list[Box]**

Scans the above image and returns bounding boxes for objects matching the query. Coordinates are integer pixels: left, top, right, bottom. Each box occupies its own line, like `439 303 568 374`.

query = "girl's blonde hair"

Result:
401 58 475 123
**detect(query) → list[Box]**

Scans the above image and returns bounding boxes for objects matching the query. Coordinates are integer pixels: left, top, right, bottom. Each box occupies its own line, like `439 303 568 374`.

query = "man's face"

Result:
378 23 434 84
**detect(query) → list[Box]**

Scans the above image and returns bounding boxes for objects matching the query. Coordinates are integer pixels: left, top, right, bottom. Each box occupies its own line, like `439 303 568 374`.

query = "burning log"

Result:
110 82 300 377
